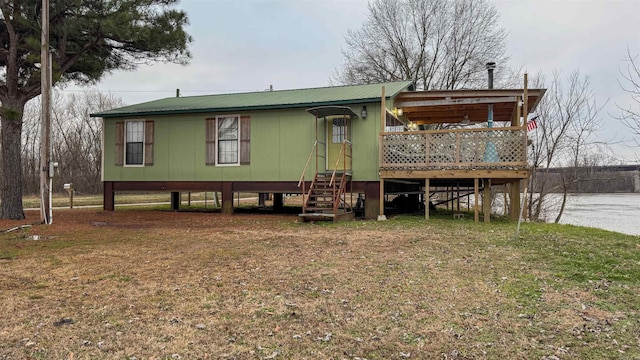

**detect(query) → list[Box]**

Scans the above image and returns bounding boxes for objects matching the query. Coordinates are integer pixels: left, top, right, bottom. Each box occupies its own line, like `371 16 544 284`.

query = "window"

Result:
332 118 347 143
126 121 144 165
217 115 239 165
206 115 250 166
115 120 153 167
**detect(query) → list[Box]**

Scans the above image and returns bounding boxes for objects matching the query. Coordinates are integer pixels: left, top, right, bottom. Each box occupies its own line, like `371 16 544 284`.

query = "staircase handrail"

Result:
330 139 353 214
298 140 318 188
329 140 351 187
345 139 352 172
299 140 318 214
333 173 347 214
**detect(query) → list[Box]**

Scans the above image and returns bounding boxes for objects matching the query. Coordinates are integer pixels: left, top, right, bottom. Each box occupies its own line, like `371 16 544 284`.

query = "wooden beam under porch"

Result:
380 169 530 182
381 173 528 223
102 180 383 220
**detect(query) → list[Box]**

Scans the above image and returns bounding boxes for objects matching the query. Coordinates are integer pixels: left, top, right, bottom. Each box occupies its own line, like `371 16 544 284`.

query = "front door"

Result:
326 116 351 171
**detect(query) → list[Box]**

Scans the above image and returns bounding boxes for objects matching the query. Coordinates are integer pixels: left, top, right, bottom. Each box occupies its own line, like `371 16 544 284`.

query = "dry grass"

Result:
22 192 264 210
1 209 638 359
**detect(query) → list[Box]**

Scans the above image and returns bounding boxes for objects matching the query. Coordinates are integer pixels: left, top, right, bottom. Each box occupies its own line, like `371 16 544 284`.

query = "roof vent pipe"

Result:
486 62 496 89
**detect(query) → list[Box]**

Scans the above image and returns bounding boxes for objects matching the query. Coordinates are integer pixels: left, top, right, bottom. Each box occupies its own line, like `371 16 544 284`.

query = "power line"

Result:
59 88 272 94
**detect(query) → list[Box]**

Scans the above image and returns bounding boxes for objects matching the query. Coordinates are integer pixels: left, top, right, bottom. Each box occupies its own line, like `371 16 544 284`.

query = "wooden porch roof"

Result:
394 89 546 125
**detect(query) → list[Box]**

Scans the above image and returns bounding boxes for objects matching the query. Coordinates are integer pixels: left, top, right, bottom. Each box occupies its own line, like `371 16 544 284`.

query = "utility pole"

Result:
40 0 52 224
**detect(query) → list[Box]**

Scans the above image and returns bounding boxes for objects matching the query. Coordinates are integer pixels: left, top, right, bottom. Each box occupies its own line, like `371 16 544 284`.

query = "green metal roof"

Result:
91 81 414 118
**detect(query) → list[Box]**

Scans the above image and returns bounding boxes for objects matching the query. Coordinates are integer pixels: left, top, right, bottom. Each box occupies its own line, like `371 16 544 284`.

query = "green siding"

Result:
100 81 414 183
103 103 388 182
167 121 196 180
351 104 382 181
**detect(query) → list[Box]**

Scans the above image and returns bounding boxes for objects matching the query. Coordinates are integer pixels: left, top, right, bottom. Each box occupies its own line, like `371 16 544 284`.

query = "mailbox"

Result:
63 183 74 208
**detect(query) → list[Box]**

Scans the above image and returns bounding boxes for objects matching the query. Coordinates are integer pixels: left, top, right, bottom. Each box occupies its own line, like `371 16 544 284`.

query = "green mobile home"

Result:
92 80 545 221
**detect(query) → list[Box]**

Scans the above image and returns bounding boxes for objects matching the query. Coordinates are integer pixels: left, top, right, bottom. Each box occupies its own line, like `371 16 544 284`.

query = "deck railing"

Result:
380 126 528 170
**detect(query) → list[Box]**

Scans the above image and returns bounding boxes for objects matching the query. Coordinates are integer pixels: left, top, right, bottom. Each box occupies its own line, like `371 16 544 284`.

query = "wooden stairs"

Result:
299 172 354 222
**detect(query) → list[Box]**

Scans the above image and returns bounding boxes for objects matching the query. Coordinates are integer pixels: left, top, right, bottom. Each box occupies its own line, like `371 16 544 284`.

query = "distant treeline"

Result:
17 91 125 196
533 165 640 193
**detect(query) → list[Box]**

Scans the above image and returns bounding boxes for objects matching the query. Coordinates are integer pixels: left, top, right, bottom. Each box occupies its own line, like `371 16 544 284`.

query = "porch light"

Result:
361 106 367 119
393 107 403 117
408 122 419 131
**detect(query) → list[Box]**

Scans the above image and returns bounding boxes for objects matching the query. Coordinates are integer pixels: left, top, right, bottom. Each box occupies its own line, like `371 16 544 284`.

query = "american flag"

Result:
526 116 539 131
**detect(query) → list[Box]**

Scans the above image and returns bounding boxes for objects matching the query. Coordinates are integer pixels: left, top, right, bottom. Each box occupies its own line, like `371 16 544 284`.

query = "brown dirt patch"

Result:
0 209 631 359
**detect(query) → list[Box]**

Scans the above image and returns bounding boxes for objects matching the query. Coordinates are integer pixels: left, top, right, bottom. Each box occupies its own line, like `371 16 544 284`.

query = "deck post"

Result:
104 181 115 211
513 96 522 126
221 182 234 214
258 193 267 207
273 193 284 211
523 74 529 122
474 178 479 223
510 180 521 220
503 185 508 216
377 86 388 221
364 182 380 220
170 192 180 211
378 179 386 220
483 179 491 223
522 178 529 220
425 178 430 220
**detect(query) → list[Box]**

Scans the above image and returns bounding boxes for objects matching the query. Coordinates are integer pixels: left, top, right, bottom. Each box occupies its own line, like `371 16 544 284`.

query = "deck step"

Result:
298 211 355 223
305 208 334 213
301 171 353 222
305 205 333 210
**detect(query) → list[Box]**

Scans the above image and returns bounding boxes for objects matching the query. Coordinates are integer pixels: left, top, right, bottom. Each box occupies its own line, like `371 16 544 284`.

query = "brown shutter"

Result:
115 121 124 166
206 118 216 165
144 120 154 166
240 116 251 165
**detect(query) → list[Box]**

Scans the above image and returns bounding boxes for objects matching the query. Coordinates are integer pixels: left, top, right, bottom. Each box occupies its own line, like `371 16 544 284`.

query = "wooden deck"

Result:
378 126 531 222
380 126 528 174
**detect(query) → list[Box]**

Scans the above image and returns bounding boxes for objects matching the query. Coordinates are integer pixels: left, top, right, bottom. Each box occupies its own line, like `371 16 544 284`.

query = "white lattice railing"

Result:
380 127 528 170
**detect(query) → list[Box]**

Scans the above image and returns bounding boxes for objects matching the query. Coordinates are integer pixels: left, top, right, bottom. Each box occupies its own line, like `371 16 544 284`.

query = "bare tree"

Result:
617 48 640 146
528 71 607 222
334 0 509 90
21 90 124 196
54 90 124 194
20 100 42 195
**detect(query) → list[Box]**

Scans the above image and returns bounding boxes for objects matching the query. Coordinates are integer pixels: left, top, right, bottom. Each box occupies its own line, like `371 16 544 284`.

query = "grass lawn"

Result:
21 192 233 209
1 208 639 359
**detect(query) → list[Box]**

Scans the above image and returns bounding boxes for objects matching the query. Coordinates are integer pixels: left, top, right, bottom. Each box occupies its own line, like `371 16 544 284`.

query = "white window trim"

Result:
215 115 241 167
124 119 145 167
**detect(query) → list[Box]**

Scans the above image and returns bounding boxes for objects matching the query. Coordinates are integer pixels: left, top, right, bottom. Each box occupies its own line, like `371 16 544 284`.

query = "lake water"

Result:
485 193 640 236
552 193 640 236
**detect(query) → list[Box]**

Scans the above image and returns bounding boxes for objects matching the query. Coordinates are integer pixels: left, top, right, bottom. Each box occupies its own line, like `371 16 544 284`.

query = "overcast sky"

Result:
69 0 640 162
